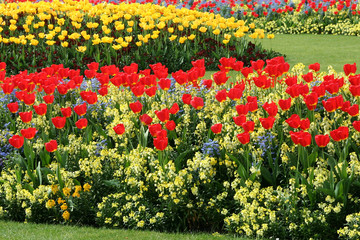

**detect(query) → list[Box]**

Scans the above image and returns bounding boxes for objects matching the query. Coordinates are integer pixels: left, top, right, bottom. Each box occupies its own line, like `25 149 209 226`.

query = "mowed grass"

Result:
204 34 360 80
254 34 360 72
0 221 249 240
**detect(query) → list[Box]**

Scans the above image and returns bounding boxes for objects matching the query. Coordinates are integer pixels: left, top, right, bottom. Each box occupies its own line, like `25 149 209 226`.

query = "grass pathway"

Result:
0 221 247 240
255 34 360 72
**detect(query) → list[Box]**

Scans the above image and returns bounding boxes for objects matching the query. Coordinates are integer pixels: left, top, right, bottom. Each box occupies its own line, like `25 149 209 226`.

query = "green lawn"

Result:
254 34 360 73
0 221 247 240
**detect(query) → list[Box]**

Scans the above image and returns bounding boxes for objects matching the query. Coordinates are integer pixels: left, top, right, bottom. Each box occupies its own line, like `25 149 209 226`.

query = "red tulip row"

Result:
1 57 360 155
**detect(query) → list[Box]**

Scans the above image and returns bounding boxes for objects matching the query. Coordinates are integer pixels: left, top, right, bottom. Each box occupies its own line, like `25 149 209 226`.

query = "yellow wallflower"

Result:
46 199 56 209
267 34 275 39
83 183 91 192
199 26 207 33
62 211 70 221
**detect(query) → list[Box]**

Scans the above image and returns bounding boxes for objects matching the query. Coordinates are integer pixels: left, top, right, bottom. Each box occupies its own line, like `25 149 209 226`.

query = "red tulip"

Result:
139 114 153 125
251 59 265 71
158 78 171 91
129 101 143 114
259 117 276 130
278 98 291 111
236 104 249 115
349 85 360 97
344 63 356 76
246 101 258 112
52 116 66 129
145 86 157 97
20 127 37 140
172 70 188 85
45 140 58 152
190 97 204 110
87 62 99 71
241 67 253 78
330 126 349 141
113 124 125 135
213 71 229 85
182 94 192 105
242 121 255 133
165 120 176 131
19 111 33 123
304 92 318 111
309 63 320 72
43 84 56 95
131 84 145 97
228 88 242 101
315 135 330 147
237 132 250 144
75 118 88 129
289 131 312 147
153 136 168 151
169 103 179 115
353 121 360 132
300 119 310 130
98 86 108 96
312 84 326 97
61 107 72 118
263 102 278 117
233 115 246 126
347 104 359 117
286 114 301 129
57 84 69 95
322 99 337 113
202 79 213 89
7 102 19 113
211 123 222 134
149 124 162 137
155 108 170 122
9 135 24 149
1 83 15 94
74 103 87 116
33 103 47 116
23 92 36 105
83 91 98 104
302 72 314 83
43 95 54 104
215 89 227 103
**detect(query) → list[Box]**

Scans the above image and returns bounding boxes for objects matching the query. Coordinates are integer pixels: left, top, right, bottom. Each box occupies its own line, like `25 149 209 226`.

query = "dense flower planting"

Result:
0 0 281 75
0 56 360 239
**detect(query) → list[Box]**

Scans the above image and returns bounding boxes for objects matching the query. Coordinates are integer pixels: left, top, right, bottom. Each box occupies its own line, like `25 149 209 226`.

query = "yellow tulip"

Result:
76 46 87 52
213 28 220 35
169 35 177 41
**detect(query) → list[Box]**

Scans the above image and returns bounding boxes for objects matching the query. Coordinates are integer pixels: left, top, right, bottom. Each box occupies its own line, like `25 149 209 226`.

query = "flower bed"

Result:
0 56 360 239
0 0 280 75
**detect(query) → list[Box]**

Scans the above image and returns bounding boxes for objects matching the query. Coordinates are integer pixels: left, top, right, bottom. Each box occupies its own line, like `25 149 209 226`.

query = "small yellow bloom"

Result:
51 185 58 194
83 183 91 192
61 203 68 210
63 187 71 197
249 23 255 29
46 199 56 209
267 34 275 39
62 211 70 221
